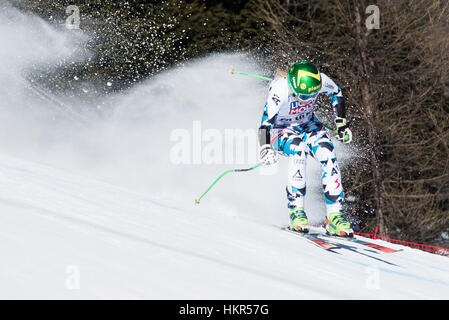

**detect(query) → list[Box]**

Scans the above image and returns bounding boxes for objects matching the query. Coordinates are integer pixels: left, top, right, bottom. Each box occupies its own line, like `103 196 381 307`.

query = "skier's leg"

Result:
272 128 309 231
286 149 309 231
308 131 344 215
305 125 353 236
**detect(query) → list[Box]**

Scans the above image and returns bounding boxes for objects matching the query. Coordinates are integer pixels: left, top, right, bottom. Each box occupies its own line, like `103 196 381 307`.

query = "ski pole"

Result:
229 69 274 82
229 69 337 134
194 162 263 205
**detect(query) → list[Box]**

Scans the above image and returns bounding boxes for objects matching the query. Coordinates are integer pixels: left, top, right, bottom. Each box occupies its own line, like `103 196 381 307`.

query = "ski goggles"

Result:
294 92 319 101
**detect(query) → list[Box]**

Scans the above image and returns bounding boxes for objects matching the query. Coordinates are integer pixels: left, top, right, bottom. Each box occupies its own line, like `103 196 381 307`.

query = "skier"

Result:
258 61 353 236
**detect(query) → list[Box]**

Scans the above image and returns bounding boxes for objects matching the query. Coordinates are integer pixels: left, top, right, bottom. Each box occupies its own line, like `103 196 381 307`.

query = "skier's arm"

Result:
320 73 352 143
258 105 276 146
258 103 279 165
333 96 346 119
258 80 282 165
320 73 345 118
258 80 282 146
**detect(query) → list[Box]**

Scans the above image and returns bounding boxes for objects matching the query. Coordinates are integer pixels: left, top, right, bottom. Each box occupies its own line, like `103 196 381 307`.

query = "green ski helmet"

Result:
287 61 321 100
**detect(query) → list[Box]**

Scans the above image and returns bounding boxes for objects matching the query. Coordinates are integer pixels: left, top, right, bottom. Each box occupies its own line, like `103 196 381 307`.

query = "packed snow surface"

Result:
2 152 449 299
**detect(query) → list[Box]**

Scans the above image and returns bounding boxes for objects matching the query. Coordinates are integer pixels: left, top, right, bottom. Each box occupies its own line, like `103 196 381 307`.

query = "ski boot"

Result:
289 207 309 233
326 212 353 237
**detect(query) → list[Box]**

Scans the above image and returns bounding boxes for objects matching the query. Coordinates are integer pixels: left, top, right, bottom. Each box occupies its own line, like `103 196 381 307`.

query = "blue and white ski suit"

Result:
259 74 346 215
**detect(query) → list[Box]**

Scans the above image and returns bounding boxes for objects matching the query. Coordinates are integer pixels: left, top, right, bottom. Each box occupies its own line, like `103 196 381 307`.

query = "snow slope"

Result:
1 4 449 299
1 152 449 299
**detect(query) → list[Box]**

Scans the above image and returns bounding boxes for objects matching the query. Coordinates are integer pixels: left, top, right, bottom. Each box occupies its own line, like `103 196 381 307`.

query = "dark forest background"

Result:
11 0 449 246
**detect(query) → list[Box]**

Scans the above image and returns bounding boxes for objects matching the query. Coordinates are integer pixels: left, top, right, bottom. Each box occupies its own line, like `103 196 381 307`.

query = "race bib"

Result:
276 100 314 125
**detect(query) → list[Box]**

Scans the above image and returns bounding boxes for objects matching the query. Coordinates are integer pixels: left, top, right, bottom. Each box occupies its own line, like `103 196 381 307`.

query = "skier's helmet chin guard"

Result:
287 61 322 100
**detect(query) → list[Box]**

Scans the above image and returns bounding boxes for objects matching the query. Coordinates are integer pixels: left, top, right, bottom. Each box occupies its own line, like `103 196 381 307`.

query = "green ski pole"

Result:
194 162 263 205
230 69 274 81
229 69 337 134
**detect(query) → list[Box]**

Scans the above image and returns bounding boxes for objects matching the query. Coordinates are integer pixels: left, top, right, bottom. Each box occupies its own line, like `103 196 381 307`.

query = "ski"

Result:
281 227 340 251
348 238 399 253
319 233 399 253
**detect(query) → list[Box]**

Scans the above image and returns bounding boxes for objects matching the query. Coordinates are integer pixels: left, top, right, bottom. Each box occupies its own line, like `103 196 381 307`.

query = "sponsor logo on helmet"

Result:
308 84 321 93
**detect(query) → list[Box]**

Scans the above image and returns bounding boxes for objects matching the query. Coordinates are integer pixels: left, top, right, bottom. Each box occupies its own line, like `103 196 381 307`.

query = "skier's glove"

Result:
259 144 278 166
335 117 352 143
